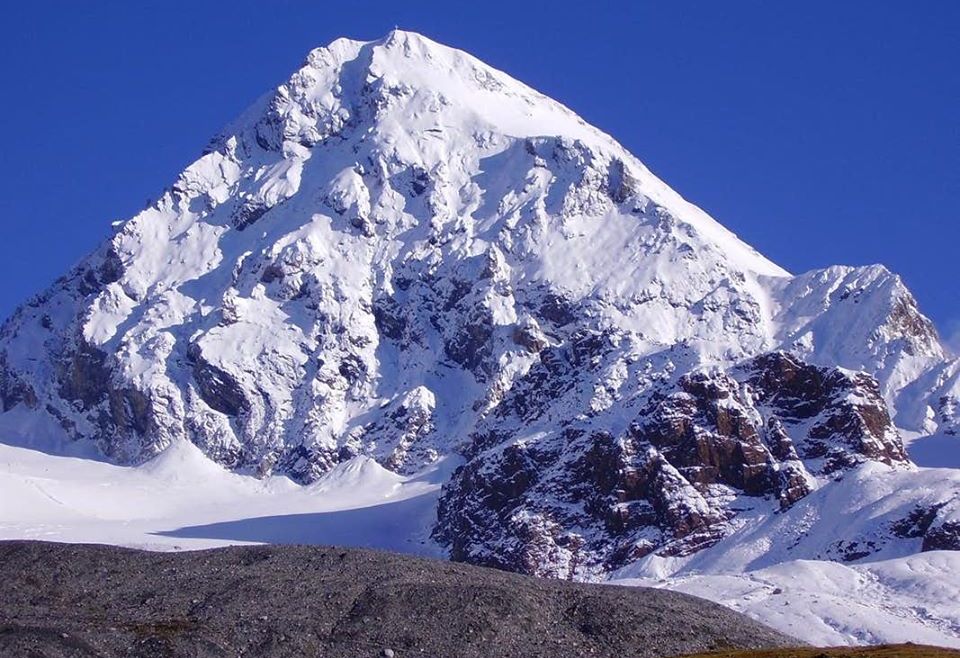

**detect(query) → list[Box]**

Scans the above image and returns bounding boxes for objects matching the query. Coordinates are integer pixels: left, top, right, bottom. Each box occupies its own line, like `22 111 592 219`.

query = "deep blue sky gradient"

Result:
1 1 957 341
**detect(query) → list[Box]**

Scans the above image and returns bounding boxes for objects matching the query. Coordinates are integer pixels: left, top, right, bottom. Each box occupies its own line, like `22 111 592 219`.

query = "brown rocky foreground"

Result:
0 540 799 657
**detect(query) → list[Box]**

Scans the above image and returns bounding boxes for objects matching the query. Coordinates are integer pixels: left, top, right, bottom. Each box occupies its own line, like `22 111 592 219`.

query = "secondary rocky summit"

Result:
1 31 958 578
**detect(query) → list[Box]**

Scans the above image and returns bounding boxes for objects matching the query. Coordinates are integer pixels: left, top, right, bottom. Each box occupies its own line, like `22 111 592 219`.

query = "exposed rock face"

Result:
435 351 908 577
0 31 955 578
745 353 906 471
355 385 437 473
891 501 960 553
923 521 960 551
908 499 960 552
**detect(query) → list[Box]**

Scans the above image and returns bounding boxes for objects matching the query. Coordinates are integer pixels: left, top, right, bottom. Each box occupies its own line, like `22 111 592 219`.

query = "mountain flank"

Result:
1 29 958 578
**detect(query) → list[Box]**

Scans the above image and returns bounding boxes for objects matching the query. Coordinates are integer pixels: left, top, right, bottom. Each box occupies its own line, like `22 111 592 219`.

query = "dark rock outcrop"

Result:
436 351 909 577
923 521 960 551
188 344 250 418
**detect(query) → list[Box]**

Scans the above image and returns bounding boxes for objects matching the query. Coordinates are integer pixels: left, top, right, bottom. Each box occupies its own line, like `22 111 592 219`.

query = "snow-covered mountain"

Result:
1 30 958 584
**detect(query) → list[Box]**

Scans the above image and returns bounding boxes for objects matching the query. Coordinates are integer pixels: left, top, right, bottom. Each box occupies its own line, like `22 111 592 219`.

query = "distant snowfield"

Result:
2 439 959 648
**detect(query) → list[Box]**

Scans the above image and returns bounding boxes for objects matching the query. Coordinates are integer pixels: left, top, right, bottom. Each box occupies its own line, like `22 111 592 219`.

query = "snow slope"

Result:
0 440 444 554
604 457 960 646
616 552 960 648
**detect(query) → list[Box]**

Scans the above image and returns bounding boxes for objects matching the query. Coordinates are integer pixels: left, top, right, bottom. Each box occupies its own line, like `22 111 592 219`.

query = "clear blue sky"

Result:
1 2 957 341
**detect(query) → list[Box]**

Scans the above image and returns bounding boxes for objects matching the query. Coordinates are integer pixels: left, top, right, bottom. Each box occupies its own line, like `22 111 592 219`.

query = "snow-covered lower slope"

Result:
612 461 960 578
607 458 960 646
616 552 960 648
0 440 444 554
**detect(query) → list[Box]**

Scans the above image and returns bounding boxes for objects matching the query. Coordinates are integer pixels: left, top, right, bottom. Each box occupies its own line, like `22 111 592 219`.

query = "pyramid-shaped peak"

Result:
0 29 953 596
297 30 553 108
236 31 782 280
302 30 482 78
368 29 488 67
378 28 446 49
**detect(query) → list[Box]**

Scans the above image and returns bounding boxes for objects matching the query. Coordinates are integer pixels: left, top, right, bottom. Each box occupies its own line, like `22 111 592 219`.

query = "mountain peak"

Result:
0 32 954 579
289 29 609 143
378 27 443 49
245 33 788 280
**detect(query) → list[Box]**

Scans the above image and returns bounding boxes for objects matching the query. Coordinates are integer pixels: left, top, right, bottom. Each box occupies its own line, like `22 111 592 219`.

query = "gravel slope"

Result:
0 540 798 657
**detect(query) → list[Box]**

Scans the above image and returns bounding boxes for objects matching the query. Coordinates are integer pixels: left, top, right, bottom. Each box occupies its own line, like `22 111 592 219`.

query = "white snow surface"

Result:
1 30 959 648
616 552 960 648
0 440 444 554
